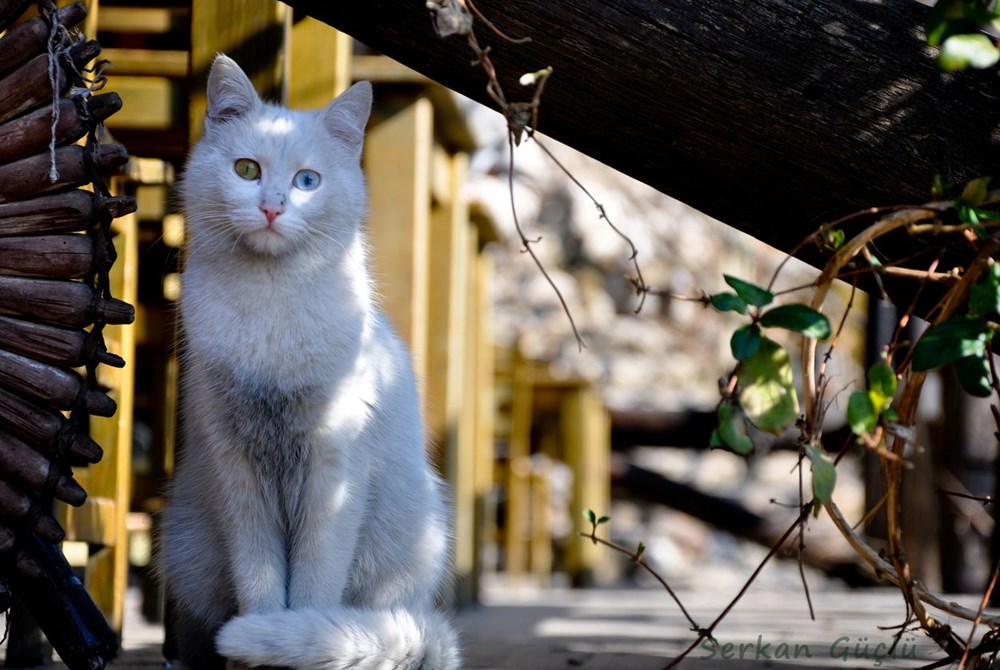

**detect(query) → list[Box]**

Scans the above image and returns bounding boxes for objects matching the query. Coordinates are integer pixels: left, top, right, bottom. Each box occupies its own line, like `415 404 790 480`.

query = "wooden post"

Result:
82 208 137 632
473 251 496 594
289 16 351 108
364 97 433 388
561 383 611 586
505 352 534 582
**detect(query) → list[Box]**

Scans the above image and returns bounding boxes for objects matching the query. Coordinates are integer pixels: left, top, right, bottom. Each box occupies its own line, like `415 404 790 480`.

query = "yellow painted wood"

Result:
505 352 534 581
364 97 433 388
84 546 116 624
425 151 468 463
59 496 118 546
134 184 167 221
351 55 430 85
472 251 496 591
79 0 98 41
98 7 186 34
103 76 180 130
124 157 175 185
289 17 350 108
561 383 611 586
102 48 188 77
529 464 552 583
81 206 137 632
189 0 289 142
350 56 476 153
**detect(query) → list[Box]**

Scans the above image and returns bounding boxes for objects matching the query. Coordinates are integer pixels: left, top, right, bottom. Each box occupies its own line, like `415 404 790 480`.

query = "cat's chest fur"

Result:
184 255 364 380
182 253 378 455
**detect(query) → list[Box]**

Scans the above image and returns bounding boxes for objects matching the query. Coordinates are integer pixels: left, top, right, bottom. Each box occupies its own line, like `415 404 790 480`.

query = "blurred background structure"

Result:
1 0 997 663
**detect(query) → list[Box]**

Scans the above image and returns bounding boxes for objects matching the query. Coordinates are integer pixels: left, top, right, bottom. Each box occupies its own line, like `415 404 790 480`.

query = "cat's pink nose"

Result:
260 204 284 225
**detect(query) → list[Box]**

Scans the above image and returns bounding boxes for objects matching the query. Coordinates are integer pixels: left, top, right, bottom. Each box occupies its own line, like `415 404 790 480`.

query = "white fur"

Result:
159 55 460 670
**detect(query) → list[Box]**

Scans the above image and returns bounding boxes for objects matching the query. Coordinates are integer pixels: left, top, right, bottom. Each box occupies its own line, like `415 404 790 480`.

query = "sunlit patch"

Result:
255 115 296 136
289 188 317 209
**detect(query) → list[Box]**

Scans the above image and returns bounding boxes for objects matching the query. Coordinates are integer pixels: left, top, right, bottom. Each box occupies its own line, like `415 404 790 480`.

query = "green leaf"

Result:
716 402 754 455
724 275 773 308
970 263 1000 317
737 336 799 435
708 429 724 448
759 304 832 340
939 34 1000 71
866 363 897 413
847 390 878 436
931 174 947 199
960 176 992 207
730 324 762 361
597 515 610 525
926 0 968 46
635 541 646 561
709 292 749 315
821 228 845 251
955 355 993 397
585 509 597 525
806 445 837 516
912 316 991 371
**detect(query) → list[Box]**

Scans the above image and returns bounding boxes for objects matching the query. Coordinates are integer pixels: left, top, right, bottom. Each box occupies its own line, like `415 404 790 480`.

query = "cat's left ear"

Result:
322 81 372 159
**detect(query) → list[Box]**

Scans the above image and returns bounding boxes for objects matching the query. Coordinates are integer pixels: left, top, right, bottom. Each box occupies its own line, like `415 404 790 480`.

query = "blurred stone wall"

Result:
464 108 857 414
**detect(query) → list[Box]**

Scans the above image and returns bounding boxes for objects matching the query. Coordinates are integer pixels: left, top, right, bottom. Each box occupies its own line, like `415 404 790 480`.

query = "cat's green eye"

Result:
293 169 321 191
234 158 260 180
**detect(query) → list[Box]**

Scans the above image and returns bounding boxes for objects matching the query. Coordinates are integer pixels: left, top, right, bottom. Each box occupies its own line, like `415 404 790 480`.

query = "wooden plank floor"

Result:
11 576 977 670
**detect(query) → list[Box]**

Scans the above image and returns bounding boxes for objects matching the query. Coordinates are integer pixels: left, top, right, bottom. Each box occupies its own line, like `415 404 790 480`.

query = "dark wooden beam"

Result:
285 0 998 273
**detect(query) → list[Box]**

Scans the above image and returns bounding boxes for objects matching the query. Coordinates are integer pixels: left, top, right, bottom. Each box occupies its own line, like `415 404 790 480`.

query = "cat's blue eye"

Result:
234 158 260 180
293 169 321 191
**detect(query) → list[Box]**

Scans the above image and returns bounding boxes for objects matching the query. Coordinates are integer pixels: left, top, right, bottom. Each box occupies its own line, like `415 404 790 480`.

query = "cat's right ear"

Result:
322 81 373 160
205 54 260 124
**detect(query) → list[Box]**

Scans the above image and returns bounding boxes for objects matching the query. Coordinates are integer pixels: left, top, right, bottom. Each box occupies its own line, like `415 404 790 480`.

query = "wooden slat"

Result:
103 48 188 77
97 7 186 34
365 96 433 388
102 76 181 130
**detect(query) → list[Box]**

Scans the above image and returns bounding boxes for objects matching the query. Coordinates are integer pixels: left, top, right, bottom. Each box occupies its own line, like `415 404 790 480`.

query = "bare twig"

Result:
579 528 703 635
530 135 649 313
957 557 1000 670
664 506 811 670
507 133 586 349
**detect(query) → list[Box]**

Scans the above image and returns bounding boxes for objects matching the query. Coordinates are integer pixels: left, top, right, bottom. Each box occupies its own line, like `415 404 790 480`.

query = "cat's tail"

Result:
215 606 460 670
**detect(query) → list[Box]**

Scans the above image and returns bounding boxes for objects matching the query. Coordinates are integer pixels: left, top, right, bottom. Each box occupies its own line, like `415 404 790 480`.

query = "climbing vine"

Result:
428 1 1000 669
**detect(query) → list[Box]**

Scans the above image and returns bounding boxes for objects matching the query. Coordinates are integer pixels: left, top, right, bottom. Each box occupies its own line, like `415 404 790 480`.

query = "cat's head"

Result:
182 54 372 261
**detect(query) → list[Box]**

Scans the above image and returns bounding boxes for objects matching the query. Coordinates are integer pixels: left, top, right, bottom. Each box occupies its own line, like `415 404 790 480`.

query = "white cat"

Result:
158 54 461 670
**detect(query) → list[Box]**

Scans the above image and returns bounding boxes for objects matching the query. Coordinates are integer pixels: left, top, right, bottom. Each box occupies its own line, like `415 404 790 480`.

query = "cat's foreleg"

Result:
287 458 367 609
214 452 289 614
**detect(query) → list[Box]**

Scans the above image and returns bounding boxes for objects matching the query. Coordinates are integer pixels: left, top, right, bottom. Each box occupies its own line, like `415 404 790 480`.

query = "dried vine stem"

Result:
664 507 812 670
428 0 648 347
798 197 1000 649
580 523 703 636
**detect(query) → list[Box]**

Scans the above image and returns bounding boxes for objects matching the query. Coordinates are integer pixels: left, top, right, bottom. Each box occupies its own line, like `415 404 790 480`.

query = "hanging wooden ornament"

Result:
0 0 135 666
